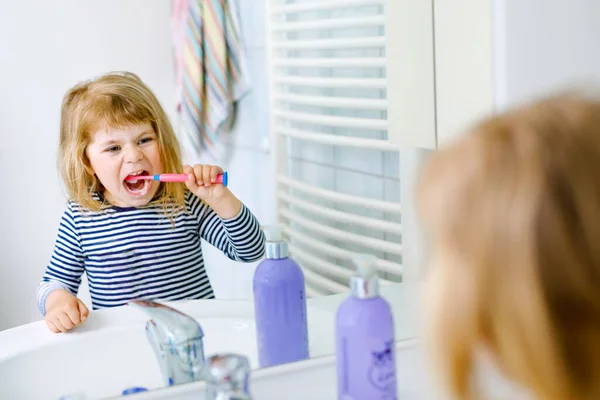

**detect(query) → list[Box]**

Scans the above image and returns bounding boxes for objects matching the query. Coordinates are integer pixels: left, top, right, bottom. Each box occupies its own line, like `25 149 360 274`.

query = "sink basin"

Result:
0 299 335 400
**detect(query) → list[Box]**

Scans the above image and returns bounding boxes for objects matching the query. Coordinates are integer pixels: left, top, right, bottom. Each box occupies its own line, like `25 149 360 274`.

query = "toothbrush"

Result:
125 171 228 187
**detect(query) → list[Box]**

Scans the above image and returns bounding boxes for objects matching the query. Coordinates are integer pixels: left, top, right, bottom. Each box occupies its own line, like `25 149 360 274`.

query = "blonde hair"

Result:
59 71 185 215
417 95 600 400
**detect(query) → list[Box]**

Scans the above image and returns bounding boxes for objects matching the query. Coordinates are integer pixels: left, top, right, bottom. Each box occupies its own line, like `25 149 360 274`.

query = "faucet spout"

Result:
129 300 206 386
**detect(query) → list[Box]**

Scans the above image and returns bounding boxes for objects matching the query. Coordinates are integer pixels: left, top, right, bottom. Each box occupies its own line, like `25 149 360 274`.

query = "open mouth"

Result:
123 170 152 197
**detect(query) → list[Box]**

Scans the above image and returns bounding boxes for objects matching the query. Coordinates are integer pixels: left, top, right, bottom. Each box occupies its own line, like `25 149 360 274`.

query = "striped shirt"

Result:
36 191 265 315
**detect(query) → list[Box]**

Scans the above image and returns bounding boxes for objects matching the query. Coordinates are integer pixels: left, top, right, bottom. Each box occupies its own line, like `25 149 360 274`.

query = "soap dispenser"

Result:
253 225 309 368
335 254 397 400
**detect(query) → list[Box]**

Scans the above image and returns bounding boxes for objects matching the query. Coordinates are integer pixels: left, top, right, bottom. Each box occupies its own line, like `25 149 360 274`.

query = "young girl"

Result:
417 94 600 399
37 71 265 333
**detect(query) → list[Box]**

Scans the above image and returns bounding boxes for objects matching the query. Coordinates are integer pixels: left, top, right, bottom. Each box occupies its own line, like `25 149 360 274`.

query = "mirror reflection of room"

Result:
1 0 404 397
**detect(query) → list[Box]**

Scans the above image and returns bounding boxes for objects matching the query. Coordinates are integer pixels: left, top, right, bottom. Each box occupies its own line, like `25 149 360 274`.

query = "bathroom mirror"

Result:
0 0 425 398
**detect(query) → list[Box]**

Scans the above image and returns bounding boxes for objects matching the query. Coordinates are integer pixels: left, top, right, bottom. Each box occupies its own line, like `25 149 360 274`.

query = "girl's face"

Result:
86 122 163 208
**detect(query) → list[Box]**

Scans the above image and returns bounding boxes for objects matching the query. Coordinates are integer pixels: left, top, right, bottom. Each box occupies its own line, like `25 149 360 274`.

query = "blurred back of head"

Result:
417 94 600 400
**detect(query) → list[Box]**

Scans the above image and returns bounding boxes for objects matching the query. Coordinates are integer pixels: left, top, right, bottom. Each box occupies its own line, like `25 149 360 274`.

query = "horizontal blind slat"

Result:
274 76 387 89
278 127 397 151
273 37 385 50
271 16 385 32
271 0 385 15
275 110 387 130
275 93 387 110
273 57 386 68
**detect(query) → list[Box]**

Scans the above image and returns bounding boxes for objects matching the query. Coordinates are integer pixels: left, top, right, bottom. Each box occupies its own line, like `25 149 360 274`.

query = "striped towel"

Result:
172 0 250 161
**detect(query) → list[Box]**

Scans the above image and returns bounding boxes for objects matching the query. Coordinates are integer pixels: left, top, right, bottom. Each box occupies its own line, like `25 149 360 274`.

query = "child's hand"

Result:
184 164 228 201
44 289 89 333
184 164 242 219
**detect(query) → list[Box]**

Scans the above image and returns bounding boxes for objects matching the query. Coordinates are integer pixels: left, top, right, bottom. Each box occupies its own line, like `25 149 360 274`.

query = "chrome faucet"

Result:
205 354 252 400
128 300 206 386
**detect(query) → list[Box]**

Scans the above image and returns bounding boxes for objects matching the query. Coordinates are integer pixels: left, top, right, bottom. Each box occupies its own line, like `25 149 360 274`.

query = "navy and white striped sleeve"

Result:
36 203 85 315
190 194 265 262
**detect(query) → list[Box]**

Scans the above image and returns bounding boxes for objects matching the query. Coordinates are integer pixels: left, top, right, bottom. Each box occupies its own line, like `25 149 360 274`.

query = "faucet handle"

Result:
205 354 252 400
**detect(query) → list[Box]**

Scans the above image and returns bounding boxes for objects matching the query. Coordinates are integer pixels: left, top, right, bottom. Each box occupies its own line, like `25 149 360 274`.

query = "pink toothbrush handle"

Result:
156 174 188 182
157 172 228 186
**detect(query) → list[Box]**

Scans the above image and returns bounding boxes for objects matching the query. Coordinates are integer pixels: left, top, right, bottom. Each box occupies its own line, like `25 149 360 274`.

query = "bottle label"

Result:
338 336 397 400
368 339 396 395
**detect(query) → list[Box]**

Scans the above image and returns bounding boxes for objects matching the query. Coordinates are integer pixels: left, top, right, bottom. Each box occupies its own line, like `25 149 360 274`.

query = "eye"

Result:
105 146 120 153
139 137 153 145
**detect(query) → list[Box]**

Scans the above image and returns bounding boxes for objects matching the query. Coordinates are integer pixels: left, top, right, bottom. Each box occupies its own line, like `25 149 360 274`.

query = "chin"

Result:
126 196 154 207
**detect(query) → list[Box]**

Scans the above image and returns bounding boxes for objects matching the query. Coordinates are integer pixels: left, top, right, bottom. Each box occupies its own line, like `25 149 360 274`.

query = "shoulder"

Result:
63 198 108 223
56 200 87 233
63 199 85 221
65 199 83 214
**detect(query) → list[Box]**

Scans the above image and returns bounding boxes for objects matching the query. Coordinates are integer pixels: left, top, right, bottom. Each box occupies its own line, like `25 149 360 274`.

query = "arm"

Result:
183 164 265 262
199 200 265 262
36 203 86 316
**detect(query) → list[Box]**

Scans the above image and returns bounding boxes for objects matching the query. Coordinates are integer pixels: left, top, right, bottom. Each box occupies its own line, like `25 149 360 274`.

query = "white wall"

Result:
493 0 600 109
433 0 600 146
0 0 178 330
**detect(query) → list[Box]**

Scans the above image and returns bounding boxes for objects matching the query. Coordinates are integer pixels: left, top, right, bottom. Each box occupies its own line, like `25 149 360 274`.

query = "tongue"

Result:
125 180 145 191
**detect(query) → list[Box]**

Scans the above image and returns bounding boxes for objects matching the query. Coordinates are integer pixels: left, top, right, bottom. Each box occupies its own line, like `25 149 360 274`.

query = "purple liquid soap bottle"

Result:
336 254 397 400
253 225 309 368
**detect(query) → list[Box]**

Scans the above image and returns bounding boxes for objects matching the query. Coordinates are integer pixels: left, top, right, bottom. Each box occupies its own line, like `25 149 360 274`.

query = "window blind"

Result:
267 0 402 297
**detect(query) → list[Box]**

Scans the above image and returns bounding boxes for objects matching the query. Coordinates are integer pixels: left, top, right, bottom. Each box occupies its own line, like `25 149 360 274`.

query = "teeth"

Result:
129 179 139 184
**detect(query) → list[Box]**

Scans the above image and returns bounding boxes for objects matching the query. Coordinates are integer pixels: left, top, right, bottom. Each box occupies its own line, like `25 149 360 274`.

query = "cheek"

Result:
86 152 101 177
150 144 163 168
88 154 118 181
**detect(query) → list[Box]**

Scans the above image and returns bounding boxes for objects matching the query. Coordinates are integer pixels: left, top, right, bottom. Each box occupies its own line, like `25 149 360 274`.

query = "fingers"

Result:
46 314 68 333
183 164 200 193
78 300 89 322
65 299 89 325
202 165 211 187
210 165 223 183
193 164 209 187
45 304 89 334
45 318 60 333
58 312 75 330
66 304 82 325
189 164 224 186
184 164 225 198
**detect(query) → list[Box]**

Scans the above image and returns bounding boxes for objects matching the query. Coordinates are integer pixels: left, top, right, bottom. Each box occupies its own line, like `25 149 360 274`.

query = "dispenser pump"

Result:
263 225 288 259
350 254 379 299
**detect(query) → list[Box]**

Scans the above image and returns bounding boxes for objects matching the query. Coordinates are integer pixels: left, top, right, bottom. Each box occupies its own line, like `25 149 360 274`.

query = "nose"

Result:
124 145 143 164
